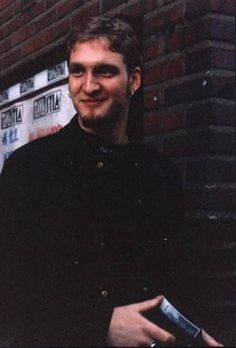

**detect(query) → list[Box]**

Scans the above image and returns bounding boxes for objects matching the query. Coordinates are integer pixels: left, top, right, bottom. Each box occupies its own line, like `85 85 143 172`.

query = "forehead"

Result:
69 37 125 67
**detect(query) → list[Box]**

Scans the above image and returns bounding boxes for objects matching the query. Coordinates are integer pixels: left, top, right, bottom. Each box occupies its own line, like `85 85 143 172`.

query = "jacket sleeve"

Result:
0 153 114 347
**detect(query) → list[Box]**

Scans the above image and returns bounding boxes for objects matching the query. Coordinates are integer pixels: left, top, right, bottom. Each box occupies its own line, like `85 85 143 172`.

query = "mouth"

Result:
80 98 107 107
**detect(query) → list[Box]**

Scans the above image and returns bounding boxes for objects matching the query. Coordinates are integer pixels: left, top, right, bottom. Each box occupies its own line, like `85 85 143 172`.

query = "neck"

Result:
78 117 129 145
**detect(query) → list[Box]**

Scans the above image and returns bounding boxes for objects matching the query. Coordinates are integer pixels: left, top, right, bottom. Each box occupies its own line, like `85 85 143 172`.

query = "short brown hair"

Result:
67 15 142 74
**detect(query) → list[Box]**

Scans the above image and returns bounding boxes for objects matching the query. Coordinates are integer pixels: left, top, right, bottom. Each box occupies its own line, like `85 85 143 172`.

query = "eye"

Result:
95 65 119 77
69 64 84 77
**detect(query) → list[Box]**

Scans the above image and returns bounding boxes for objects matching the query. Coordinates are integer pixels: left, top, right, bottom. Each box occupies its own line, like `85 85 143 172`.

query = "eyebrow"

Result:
69 63 120 74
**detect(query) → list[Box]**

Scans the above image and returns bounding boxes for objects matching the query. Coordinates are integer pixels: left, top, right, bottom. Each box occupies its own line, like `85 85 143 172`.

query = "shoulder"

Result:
1 121 74 179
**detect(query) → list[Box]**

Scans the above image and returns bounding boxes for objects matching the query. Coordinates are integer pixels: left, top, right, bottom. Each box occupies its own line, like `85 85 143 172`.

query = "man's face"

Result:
68 37 140 130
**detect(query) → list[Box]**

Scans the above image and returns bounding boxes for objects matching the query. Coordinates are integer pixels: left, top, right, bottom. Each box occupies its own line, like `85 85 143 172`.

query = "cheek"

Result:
108 80 128 98
68 78 80 94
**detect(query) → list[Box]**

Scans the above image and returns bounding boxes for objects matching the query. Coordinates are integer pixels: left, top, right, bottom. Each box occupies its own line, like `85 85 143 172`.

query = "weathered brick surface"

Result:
143 36 164 61
0 37 12 55
12 25 35 46
143 107 185 134
0 0 15 11
144 55 185 85
144 87 163 109
186 100 235 127
186 157 236 182
71 2 100 27
34 9 57 33
45 0 58 9
187 0 235 17
57 0 78 20
102 0 125 12
184 185 236 210
22 0 45 24
165 75 235 105
143 1 186 36
186 47 235 73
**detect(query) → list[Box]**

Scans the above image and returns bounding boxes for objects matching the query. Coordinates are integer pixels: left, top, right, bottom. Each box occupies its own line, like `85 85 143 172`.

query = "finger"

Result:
143 316 176 345
202 329 224 347
133 295 164 313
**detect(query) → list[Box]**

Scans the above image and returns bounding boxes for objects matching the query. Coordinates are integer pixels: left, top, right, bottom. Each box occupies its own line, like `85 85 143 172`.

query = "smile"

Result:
80 98 107 106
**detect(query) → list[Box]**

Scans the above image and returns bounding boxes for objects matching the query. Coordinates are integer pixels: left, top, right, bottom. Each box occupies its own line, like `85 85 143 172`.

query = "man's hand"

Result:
202 330 224 347
107 295 224 347
107 295 176 347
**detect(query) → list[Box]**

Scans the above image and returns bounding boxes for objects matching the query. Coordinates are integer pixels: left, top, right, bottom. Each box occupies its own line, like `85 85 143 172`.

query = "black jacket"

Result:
0 115 198 347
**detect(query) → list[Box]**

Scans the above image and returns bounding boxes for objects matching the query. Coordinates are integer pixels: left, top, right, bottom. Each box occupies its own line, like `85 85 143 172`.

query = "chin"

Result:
79 115 115 129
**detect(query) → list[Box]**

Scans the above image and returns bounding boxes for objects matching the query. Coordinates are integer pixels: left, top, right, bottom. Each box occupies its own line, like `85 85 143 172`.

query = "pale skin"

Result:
68 37 223 347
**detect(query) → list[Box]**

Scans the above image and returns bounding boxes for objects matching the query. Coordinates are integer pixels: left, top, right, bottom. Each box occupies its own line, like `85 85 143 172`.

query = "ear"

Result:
129 67 142 93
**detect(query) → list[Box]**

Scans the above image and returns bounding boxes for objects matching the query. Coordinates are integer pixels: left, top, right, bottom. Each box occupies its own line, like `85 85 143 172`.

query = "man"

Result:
0 15 222 346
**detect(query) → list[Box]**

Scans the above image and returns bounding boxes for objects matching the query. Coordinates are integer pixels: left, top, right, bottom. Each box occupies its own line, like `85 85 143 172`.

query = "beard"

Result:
78 98 128 130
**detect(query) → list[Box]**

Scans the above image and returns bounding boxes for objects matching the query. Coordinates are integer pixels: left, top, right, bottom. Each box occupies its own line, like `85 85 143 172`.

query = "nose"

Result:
82 72 100 95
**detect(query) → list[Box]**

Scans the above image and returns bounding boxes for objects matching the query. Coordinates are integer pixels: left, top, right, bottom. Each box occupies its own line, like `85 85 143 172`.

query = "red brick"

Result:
45 0 58 9
101 0 123 12
144 88 163 109
186 47 235 74
143 36 164 61
145 129 208 157
212 48 235 71
186 158 236 183
210 17 235 43
3 48 21 69
13 1 21 15
183 16 234 48
120 1 144 17
0 37 12 55
34 9 57 33
144 130 192 157
13 25 35 45
21 19 70 58
0 3 14 25
20 38 35 57
144 56 184 85
187 0 235 18
0 0 14 11
187 100 235 128
51 19 71 41
144 2 185 36
0 56 3 72
183 20 209 48
185 186 236 210
209 0 235 14
72 2 100 27
57 0 78 19
166 29 184 52
0 14 24 40
209 129 235 155
143 109 185 135
144 0 165 12
165 75 235 106
22 0 45 23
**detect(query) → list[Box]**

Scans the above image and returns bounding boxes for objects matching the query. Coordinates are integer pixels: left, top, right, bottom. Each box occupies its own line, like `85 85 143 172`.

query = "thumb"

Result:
134 295 164 313
202 330 224 347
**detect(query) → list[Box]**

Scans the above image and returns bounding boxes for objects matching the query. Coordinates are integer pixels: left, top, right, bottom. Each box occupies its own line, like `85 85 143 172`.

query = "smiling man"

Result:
68 36 141 143
0 15 223 347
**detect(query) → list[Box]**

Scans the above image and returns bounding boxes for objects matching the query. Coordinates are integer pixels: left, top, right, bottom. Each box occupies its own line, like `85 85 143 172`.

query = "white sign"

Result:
0 83 75 172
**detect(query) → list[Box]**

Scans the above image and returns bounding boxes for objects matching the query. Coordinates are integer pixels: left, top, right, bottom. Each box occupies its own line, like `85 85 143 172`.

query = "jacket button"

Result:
101 289 109 298
97 161 104 169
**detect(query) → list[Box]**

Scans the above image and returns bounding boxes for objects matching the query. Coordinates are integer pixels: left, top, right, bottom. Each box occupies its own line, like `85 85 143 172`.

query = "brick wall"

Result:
0 0 235 344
